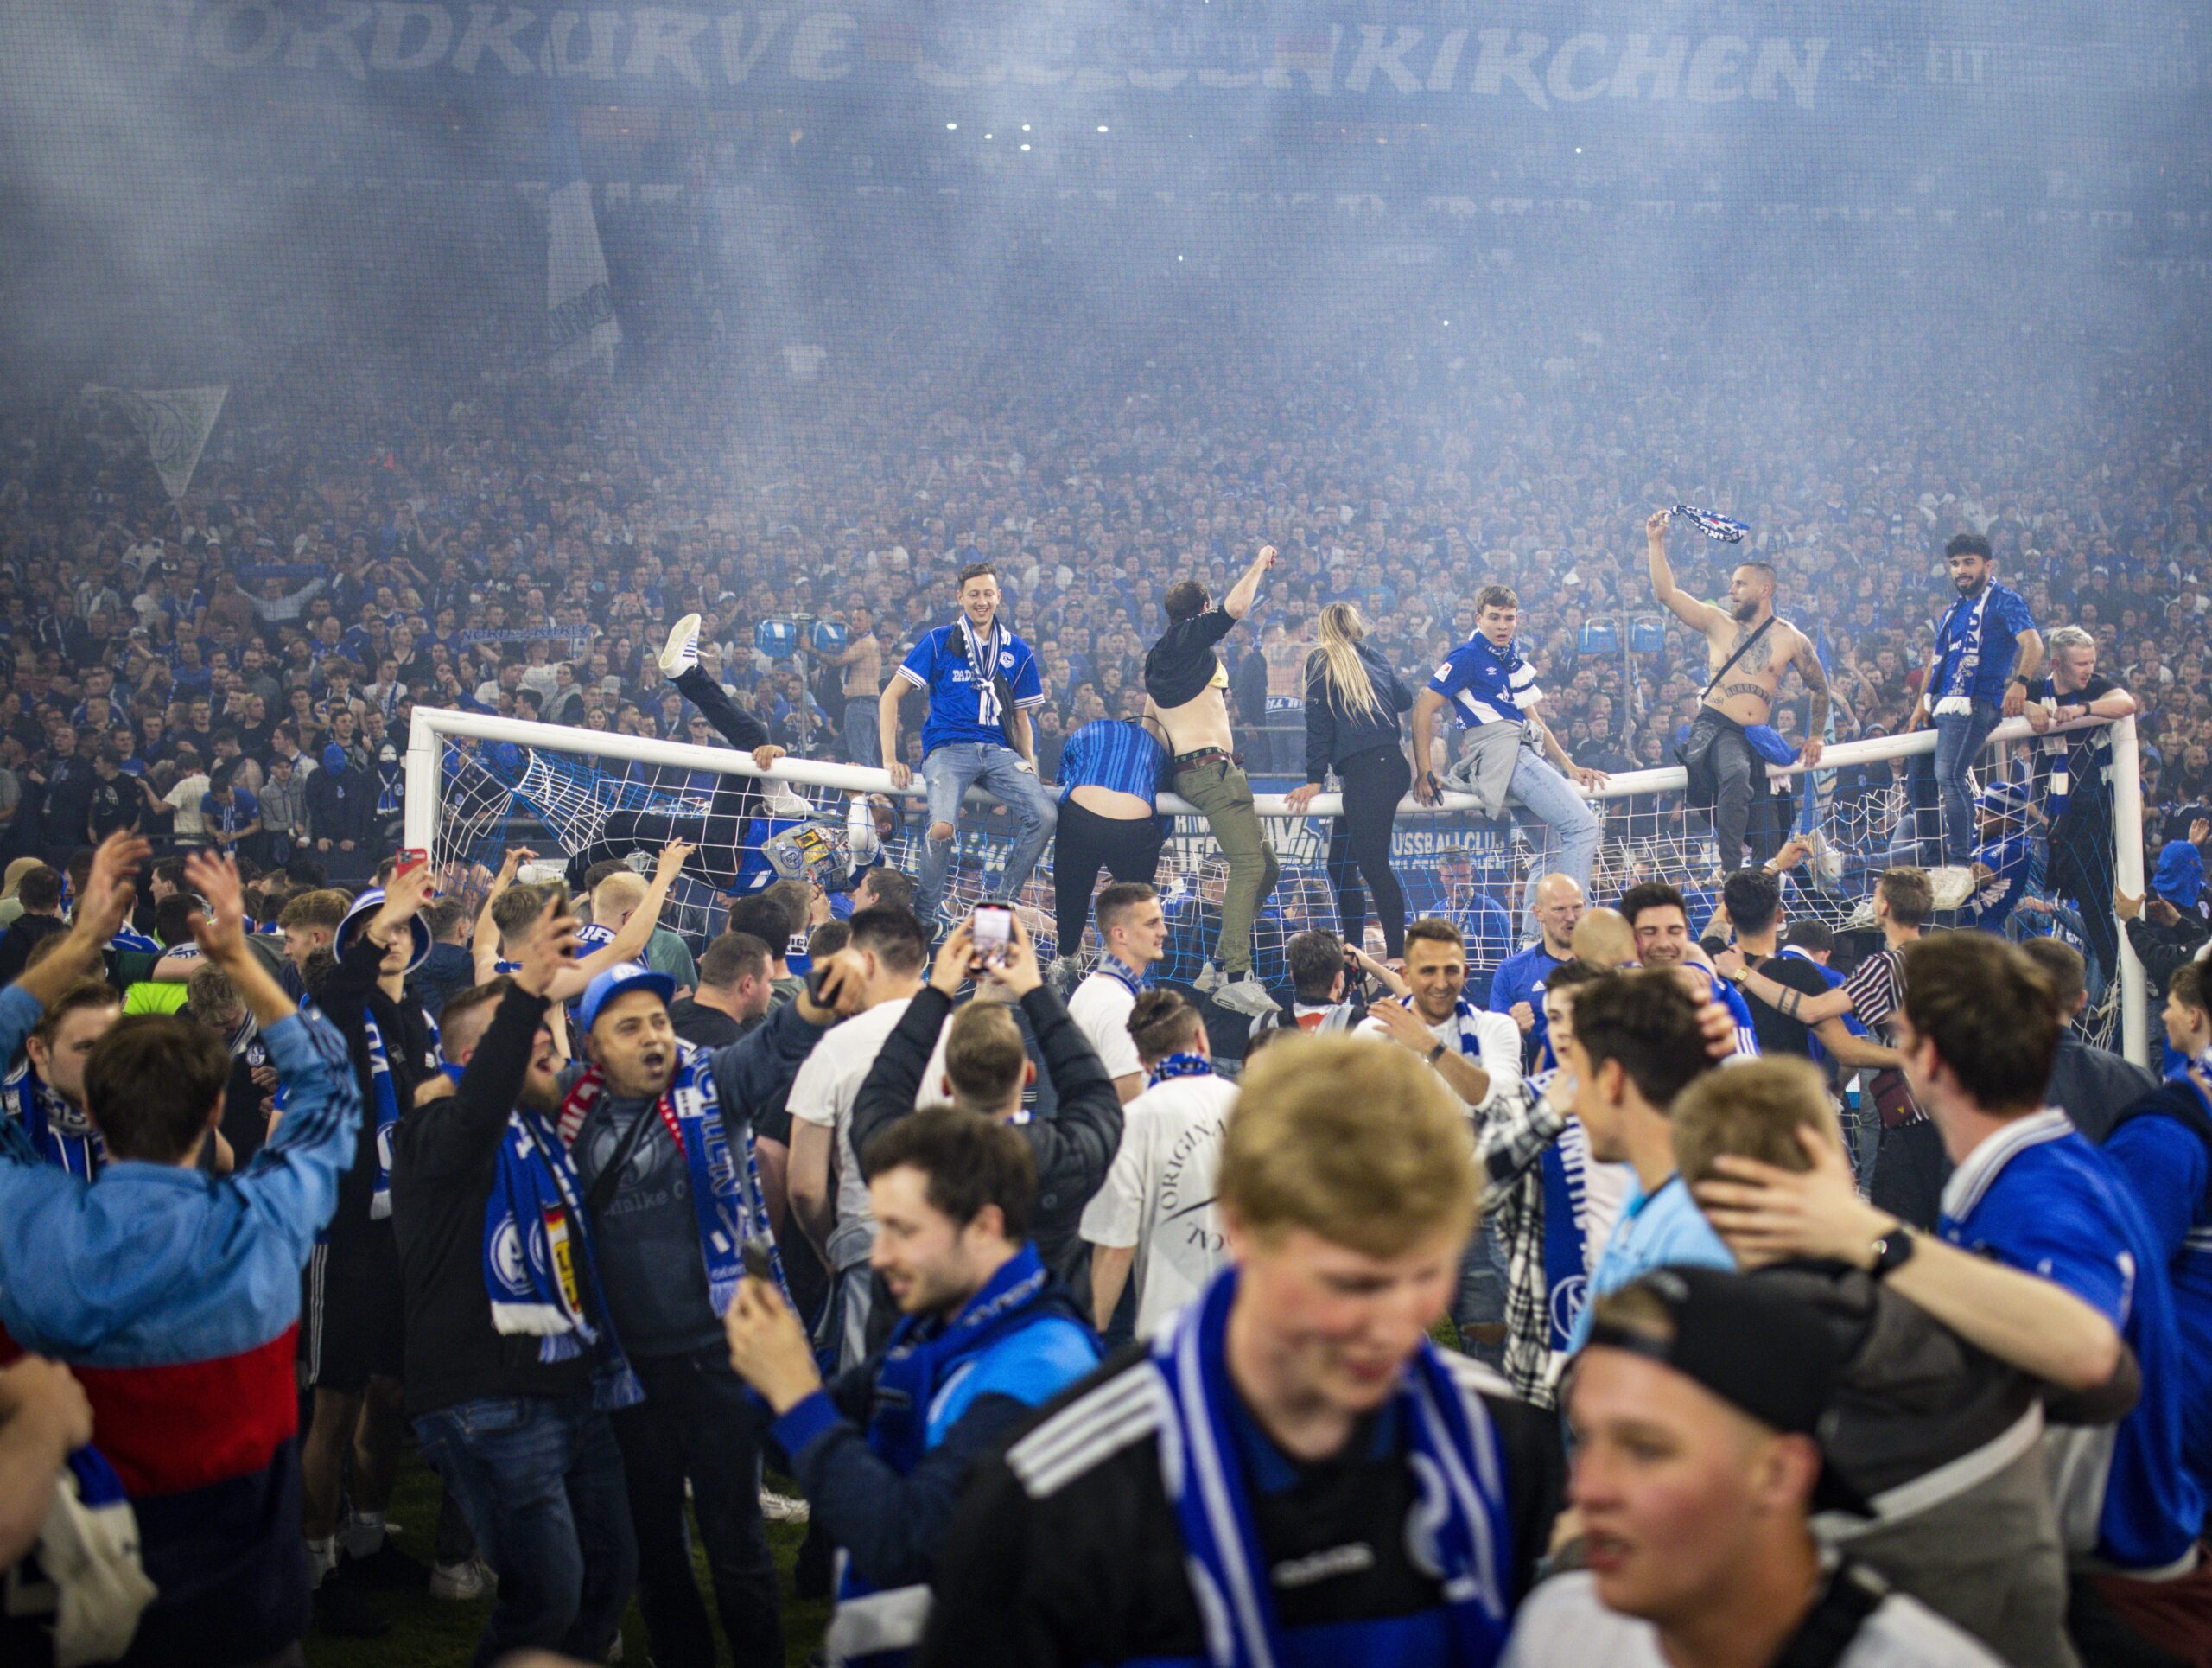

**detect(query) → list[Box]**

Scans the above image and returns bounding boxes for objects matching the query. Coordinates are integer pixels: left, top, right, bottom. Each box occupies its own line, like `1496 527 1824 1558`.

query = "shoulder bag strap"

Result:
1768 1560 1887 1668
1701 616 1777 702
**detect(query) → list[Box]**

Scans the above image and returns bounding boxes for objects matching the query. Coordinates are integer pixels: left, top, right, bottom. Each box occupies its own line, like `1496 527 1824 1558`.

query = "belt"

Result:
1174 747 1236 767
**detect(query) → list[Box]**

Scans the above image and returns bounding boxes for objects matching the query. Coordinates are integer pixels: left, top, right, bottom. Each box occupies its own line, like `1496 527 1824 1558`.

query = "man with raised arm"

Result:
0 836 364 1668
1411 585 1607 942
1141 544 1281 1017
1644 507 1832 874
880 562 1056 932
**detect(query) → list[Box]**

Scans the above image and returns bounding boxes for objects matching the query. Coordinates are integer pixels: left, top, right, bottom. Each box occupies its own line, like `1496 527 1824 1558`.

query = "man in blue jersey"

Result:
1488 873 1581 1067
1620 881 1759 1058
725 1107 1099 1668
880 562 1054 930
1905 534 2043 868
1411 586 1606 942
1046 716 1171 980
1700 931 2212 1665
1961 780 2037 933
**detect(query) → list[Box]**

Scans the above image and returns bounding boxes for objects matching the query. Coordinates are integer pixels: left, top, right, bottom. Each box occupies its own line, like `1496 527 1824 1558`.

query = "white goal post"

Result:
405 706 2149 1067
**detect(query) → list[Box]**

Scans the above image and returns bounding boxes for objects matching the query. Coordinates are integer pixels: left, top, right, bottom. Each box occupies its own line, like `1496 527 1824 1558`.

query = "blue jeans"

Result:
611 1346 783 1668
1451 1218 1511 1367
844 697 880 768
917 741 1058 920
1904 701 2000 866
413 1393 637 1668
1508 749 1600 942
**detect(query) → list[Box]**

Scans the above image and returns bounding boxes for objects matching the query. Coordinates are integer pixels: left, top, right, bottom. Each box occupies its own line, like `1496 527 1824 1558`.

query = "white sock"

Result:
307 1535 336 1584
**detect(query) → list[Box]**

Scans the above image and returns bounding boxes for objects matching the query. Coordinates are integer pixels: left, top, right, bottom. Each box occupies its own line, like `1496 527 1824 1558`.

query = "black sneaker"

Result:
349 1539 432 1590
313 1575 391 1639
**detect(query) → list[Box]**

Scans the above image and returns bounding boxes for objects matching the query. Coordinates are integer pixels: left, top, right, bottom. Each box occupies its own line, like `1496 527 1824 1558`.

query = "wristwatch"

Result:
1426 1041 1447 1065
1869 1227 1916 1281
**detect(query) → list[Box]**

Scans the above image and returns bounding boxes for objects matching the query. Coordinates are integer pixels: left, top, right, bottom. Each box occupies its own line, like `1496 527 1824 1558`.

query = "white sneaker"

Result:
658 613 702 678
429 1556 497 1601
1193 960 1224 995
338 1512 397 1562
760 1487 810 1524
1212 976 1280 1017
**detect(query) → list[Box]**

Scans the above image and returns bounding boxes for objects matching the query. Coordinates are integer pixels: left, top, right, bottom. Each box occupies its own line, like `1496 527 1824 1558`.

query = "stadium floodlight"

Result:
405 708 2150 1066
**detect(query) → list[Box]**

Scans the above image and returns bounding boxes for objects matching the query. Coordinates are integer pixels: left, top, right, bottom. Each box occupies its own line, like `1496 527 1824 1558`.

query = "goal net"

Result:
404 708 2149 1064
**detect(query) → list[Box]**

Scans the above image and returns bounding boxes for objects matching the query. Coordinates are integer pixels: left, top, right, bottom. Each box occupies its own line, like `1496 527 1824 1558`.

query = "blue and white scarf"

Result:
485 1103 642 1410
1932 587 1991 716
107 926 161 957
955 614 1007 731
1 1059 102 1179
557 1041 784 1315
296 996 403 1219
1098 952 1152 998
1148 1051 1214 1089
1153 1267 1516 1668
831 1244 1072 1668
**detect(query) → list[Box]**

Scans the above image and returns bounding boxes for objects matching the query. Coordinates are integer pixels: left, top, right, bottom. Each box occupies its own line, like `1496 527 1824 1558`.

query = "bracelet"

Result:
1426 1041 1446 1065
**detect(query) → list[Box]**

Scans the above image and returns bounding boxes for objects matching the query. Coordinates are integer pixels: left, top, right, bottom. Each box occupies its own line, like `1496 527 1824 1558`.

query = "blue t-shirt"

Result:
1967 833 2035 932
1427 634 1542 730
1056 719 1166 806
1929 582 2037 707
2102 1104 2212 1499
1942 1111 2202 1573
1487 944 1562 1062
897 620 1046 754
200 786 259 839
1568 1173 1734 1350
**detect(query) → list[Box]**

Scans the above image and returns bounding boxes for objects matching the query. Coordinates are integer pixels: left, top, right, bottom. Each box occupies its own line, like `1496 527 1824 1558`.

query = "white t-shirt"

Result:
1356 999 1522 1111
1079 1073 1239 1338
788 996 914 1270
1503 1571 2004 1668
1067 971 1142 1083
165 774 210 839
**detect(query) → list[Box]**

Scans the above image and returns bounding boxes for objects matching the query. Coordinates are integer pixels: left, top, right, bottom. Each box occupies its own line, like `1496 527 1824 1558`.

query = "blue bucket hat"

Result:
335 888 432 973
2153 840 2205 913
578 961 676 1035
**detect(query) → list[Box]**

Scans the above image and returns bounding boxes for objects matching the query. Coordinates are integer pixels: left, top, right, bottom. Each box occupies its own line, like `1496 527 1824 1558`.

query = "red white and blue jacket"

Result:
0 982 362 1668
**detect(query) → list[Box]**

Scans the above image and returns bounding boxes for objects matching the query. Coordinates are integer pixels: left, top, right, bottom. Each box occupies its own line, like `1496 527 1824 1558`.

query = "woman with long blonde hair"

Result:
1283 602 1414 960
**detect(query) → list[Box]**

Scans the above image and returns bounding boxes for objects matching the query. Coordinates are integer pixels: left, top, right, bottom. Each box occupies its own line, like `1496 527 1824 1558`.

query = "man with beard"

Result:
1644 510 1832 874
1905 533 2043 868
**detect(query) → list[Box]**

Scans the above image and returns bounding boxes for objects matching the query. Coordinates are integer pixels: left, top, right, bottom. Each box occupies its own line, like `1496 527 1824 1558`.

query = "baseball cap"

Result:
335 888 432 973
578 961 674 1035
1581 1264 1870 1517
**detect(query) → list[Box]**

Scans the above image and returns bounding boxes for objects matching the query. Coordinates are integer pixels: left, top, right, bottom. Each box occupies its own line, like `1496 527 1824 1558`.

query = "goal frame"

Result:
405 706 2149 1066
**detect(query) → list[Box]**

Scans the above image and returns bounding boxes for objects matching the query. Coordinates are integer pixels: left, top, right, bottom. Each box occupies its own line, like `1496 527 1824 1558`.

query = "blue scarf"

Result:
1148 1052 1214 1088
1098 952 1152 997
485 1105 642 1410
833 1244 1075 1668
1154 1268 1515 1668
1933 585 1991 713
1 1060 101 1179
557 1040 781 1316
1527 1056 1595 1359
297 996 402 1219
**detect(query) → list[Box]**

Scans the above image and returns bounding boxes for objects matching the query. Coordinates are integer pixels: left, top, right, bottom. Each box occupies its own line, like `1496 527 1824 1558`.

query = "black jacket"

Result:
304 764 378 849
2126 912 2212 999
920 1345 1561 1668
1302 642 1412 784
390 984 594 1417
2047 1036 2160 1144
849 984 1122 1289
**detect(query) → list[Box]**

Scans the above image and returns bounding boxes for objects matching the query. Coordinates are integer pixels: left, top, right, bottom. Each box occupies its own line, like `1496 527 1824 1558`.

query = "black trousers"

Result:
2049 812 2119 997
1870 1117 1950 1232
570 668 770 888
1323 744 1411 958
1684 709 1788 872
1051 798 1167 956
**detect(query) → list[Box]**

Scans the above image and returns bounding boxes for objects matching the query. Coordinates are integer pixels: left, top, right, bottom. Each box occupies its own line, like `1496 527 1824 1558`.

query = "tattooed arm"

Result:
1789 631 1831 767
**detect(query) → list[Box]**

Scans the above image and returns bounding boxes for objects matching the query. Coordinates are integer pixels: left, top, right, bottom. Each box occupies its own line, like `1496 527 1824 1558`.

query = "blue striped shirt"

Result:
1055 720 1166 805
1429 635 1543 729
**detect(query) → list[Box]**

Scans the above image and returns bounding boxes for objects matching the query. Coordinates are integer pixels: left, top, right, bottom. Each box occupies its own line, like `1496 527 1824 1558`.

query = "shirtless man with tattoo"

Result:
1645 508 1832 872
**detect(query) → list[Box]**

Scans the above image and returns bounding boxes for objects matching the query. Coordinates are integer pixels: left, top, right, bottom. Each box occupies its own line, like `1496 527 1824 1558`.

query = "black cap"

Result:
1582 1264 1871 1518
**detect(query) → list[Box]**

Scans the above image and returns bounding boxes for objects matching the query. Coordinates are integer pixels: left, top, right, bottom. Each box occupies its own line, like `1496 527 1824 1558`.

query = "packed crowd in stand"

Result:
9 226 2212 1667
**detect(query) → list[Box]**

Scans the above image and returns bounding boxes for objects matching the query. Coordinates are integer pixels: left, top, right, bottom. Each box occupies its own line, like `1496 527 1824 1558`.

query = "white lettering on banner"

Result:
162 5 1837 108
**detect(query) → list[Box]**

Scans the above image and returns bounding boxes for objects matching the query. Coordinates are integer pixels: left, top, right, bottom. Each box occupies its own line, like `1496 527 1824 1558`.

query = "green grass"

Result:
307 1448 830 1667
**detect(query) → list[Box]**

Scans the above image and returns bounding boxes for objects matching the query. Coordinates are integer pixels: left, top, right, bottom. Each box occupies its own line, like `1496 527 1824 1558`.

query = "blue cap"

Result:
321 743 346 774
578 961 676 1035
335 888 432 973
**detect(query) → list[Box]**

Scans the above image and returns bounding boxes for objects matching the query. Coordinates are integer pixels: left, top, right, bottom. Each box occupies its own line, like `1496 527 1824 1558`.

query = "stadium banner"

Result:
109 4 2196 116
79 385 228 505
544 82 621 375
